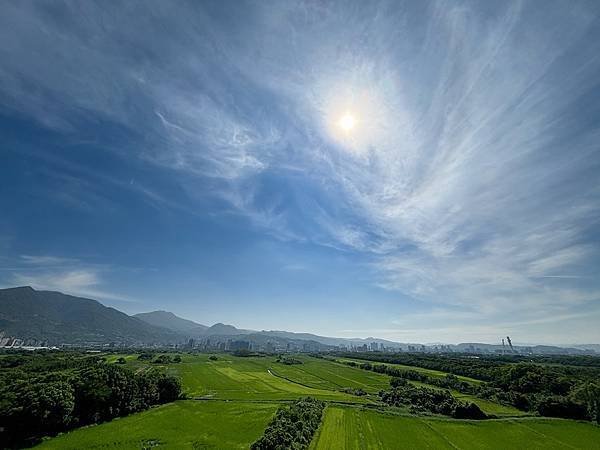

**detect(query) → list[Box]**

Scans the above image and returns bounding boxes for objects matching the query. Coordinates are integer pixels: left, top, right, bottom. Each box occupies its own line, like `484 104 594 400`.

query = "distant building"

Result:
229 340 250 351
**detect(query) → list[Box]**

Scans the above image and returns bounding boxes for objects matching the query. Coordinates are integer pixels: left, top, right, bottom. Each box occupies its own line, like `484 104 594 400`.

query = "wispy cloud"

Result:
20 255 75 266
1 1 599 341
10 268 139 304
6 255 139 304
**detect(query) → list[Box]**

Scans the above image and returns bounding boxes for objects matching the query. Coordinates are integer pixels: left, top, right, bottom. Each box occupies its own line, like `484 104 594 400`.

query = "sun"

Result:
338 112 357 132
321 82 389 154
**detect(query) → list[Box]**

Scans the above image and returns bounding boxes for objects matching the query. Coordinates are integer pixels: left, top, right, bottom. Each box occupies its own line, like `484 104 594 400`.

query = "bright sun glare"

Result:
323 83 389 153
338 112 357 132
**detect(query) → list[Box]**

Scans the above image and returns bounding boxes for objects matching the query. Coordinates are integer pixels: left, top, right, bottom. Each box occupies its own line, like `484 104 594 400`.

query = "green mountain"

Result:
4 286 591 355
134 310 208 334
204 322 253 336
0 286 180 345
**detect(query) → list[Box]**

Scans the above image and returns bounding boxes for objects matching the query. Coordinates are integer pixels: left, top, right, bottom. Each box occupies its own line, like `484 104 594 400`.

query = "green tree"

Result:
572 382 600 423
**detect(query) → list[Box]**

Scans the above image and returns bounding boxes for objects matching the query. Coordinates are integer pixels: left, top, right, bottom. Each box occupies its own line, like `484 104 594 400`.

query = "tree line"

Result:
0 352 182 448
251 397 325 450
275 356 303 365
338 353 600 423
381 377 487 419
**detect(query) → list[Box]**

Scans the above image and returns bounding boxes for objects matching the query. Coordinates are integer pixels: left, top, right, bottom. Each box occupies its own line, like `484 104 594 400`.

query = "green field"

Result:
311 406 600 449
36 354 600 449
452 392 527 417
335 357 524 416
166 354 373 403
337 357 484 385
268 356 391 394
37 401 277 450
407 380 527 417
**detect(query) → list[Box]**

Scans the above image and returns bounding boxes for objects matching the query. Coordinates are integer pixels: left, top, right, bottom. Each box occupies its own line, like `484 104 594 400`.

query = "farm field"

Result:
113 354 527 414
452 392 527 417
37 401 277 450
36 354 600 449
333 357 525 417
407 380 527 417
337 357 484 384
268 356 391 394
310 406 600 449
165 354 374 403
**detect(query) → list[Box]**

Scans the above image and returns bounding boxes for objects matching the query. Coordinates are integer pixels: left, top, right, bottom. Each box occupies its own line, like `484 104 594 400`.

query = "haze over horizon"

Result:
1 1 599 345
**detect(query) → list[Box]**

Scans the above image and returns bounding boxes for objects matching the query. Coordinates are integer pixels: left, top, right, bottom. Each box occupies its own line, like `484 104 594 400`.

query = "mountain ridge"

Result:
0 286 179 345
0 286 596 354
134 310 208 334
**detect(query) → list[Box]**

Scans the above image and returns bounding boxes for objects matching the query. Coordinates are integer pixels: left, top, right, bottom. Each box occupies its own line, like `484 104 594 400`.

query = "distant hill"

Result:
571 344 600 353
258 330 403 348
204 322 253 336
134 310 208 334
451 342 592 355
132 314 248 337
0 286 595 354
0 286 180 345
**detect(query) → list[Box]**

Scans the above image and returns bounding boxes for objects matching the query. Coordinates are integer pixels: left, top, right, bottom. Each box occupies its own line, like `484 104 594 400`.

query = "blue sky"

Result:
1 0 599 344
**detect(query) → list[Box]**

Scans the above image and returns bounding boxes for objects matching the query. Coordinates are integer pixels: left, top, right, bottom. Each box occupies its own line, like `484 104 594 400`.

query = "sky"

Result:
1 0 599 345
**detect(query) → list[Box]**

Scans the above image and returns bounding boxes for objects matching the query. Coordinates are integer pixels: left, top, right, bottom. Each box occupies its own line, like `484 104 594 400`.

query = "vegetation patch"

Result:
7 352 600 449
340 352 600 422
36 401 278 450
152 354 181 364
276 356 303 365
0 353 182 447
381 378 487 419
251 397 325 450
311 406 600 450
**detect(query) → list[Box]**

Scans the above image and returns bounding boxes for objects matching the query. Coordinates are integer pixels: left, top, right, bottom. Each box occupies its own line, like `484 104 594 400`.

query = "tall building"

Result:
230 340 250 351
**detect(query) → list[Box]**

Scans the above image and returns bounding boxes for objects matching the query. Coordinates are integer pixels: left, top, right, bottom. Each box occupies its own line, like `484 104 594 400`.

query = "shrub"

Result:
452 402 487 419
251 397 325 450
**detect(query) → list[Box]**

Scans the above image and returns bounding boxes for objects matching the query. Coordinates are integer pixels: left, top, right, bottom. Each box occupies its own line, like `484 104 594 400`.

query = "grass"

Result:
453 392 528 417
311 406 600 449
37 354 595 448
167 354 373 403
268 356 391 394
113 353 526 413
408 380 528 417
37 400 277 450
105 353 367 401
337 357 484 385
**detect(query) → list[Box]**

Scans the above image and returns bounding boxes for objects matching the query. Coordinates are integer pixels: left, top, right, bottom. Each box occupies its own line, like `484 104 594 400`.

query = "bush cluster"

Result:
276 356 303 365
341 353 600 423
251 397 325 450
0 354 182 447
381 381 487 419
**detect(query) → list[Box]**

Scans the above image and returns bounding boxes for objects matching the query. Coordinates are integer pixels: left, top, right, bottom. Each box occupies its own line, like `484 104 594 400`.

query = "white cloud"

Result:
10 262 138 304
20 255 75 266
1 1 599 341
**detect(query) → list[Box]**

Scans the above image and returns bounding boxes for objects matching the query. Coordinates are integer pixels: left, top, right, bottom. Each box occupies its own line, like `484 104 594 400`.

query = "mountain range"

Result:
134 311 254 337
0 286 596 354
0 286 178 345
133 310 208 334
